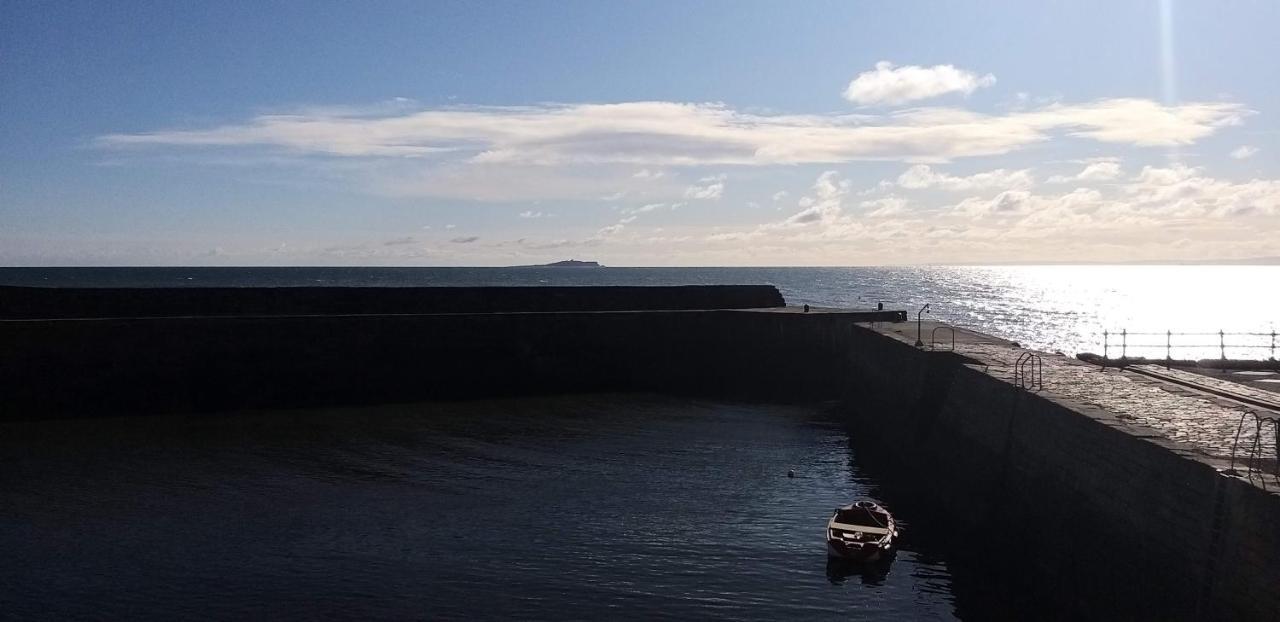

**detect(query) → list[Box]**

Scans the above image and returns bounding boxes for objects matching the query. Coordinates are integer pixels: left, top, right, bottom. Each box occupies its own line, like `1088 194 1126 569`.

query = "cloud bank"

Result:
99 98 1246 169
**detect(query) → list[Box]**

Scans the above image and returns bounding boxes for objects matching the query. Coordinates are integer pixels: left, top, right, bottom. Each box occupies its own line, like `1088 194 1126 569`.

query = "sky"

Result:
2 0 1278 266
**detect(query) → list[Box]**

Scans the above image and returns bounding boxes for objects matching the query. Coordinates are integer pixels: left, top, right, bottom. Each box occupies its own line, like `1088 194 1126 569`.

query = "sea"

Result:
2 264 1277 359
1 265 1276 620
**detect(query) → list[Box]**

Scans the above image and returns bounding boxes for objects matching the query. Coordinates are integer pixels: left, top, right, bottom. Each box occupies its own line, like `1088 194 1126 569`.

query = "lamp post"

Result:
915 303 931 347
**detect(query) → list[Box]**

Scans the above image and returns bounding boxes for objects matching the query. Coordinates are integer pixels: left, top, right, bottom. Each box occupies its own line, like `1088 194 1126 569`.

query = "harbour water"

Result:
2 265 1275 619
2 265 1277 358
0 395 1018 620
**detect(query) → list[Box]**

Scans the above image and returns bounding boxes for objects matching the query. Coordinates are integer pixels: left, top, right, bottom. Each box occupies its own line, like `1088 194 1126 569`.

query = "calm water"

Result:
1 396 983 620
1 266 1219 618
2 265 1277 358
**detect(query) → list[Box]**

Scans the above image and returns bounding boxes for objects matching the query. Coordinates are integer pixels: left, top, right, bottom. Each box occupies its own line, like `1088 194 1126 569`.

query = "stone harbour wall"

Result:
0 308 862 418
838 323 1280 622
0 285 785 319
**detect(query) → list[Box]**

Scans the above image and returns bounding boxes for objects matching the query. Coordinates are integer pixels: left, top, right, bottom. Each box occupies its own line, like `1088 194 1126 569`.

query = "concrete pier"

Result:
843 320 1280 621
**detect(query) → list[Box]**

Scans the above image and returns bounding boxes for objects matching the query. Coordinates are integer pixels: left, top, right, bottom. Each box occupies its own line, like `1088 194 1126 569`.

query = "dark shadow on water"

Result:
1 396 980 620
1 395 1151 620
825 550 897 586
826 404 1131 621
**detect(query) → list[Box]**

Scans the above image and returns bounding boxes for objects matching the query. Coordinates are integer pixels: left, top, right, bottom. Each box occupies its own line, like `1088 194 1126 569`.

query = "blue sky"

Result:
2 0 1277 265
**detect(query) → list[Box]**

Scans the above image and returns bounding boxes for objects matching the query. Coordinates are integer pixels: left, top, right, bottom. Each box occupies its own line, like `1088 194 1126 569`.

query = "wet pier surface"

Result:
1171 366 1280 396
1128 365 1280 410
877 320 1280 487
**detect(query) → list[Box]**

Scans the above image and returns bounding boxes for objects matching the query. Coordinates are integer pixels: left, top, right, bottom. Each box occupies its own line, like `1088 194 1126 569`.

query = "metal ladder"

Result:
1014 352 1043 391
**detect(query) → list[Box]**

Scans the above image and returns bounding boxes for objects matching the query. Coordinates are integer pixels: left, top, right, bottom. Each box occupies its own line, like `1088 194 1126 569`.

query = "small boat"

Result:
826 500 898 561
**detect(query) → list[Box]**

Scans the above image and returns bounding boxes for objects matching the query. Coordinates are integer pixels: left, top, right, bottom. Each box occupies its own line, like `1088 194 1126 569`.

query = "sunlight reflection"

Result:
946 265 1279 359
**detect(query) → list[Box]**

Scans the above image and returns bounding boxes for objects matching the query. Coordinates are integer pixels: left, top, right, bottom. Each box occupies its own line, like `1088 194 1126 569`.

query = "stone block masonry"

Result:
0 304 895 418
840 321 1280 622
0 285 785 318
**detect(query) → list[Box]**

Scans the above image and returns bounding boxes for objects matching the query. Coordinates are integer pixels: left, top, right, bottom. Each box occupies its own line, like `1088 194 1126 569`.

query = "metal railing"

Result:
1101 329 1278 362
930 325 955 352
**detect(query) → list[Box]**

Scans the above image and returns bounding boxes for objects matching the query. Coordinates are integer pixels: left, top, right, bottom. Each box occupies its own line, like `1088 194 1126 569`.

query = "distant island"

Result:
511 260 604 268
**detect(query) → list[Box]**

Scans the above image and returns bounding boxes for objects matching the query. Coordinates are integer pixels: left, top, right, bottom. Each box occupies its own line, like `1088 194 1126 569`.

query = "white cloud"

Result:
843 61 996 106
955 190 1034 218
1048 160 1122 183
598 203 683 239
704 172 854 244
857 180 895 195
1231 145 1259 159
784 171 850 226
895 164 1034 191
519 210 547 218
936 166 1280 239
98 99 1248 172
684 175 725 200
1076 161 1122 180
378 163 678 202
515 237 591 250
1133 164 1197 186
860 196 908 218
771 190 789 202
1025 98 1245 146
955 187 1105 221
1125 164 1280 218
632 168 666 179
621 202 670 215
